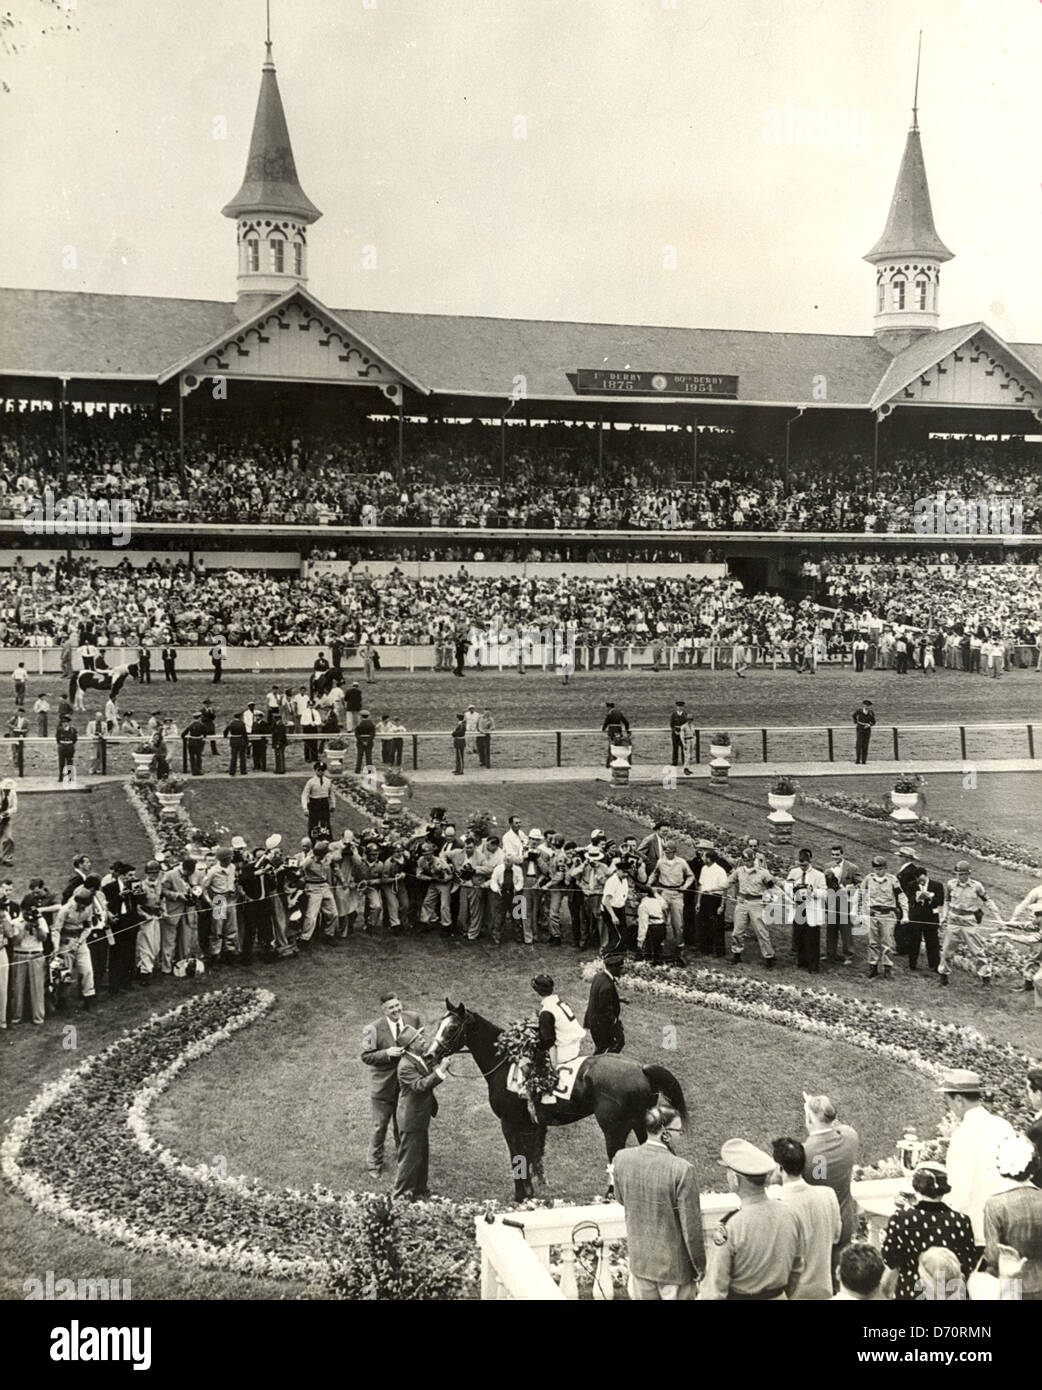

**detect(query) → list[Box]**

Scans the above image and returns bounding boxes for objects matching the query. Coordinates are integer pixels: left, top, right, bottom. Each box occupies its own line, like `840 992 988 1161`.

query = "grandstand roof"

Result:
2 286 1041 413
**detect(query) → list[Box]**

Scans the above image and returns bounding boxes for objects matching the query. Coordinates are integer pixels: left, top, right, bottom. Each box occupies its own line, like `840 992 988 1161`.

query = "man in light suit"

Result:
824 844 861 964
393 1028 450 1200
361 991 423 1179
612 1105 705 1299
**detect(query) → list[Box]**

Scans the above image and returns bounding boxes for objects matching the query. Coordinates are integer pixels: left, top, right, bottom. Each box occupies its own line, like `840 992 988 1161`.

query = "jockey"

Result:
531 973 585 1110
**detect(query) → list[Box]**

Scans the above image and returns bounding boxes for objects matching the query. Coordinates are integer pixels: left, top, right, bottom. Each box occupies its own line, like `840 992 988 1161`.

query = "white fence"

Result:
477 1178 906 1300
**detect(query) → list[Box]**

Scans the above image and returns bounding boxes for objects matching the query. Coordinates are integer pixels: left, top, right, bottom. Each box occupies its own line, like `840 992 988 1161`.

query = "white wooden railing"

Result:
476 1177 907 1300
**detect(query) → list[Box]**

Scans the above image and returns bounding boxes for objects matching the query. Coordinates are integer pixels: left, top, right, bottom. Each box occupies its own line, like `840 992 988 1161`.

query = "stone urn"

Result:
767 792 796 813
891 790 919 810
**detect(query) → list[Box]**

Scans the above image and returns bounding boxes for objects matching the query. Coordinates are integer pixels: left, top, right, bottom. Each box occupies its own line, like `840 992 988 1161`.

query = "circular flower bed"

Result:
620 961 1036 1134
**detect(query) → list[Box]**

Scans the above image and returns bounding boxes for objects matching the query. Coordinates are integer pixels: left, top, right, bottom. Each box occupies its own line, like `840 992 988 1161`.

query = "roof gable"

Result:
870 323 1042 411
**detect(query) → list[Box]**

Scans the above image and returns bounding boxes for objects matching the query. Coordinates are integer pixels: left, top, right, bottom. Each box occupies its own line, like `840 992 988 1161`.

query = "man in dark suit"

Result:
906 867 944 972
584 953 625 1054
393 1030 450 1200
361 992 423 1179
895 848 922 961
612 1104 705 1299
161 645 177 682
354 709 376 774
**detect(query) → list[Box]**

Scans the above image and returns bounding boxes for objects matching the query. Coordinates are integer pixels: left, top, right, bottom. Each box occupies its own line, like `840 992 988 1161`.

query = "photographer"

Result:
907 868 944 974
130 860 165 983
520 829 551 945
8 898 50 1025
52 886 101 1010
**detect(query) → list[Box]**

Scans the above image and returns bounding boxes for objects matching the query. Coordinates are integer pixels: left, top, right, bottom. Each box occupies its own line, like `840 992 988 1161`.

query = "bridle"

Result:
432 1010 510 1079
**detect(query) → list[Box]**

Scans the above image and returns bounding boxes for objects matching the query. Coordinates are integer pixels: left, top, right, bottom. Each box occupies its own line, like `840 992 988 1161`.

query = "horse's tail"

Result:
642 1065 687 1126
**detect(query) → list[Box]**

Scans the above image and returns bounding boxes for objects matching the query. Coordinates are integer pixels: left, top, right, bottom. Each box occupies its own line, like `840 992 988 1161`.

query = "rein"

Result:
451 1045 511 1080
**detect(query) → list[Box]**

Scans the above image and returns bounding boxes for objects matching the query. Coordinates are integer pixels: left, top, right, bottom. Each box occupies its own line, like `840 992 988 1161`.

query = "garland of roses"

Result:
599 791 1031 979
805 791 1042 878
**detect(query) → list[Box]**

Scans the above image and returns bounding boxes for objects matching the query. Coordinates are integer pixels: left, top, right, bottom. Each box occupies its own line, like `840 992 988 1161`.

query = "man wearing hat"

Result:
183 713 207 776
668 701 687 767
612 1104 705 1300
859 854 908 980
578 846 609 952
938 861 996 987
852 698 875 764
361 991 424 1180
130 860 165 983
298 839 340 947
699 1140 803 1300
906 863 944 973
939 1068 1016 1249
51 885 101 1009
601 701 630 769
393 1026 451 1201
584 954 626 1054
200 848 238 964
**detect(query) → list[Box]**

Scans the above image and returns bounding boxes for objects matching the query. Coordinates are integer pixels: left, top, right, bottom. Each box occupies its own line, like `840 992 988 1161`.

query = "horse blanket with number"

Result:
508 1056 585 1103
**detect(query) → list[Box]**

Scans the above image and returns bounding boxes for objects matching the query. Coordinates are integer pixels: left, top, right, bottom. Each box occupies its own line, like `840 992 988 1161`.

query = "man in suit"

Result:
393 1029 451 1200
824 844 861 964
161 645 177 681
612 1104 705 1299
802 1093 860 1250
668 701 687 767
637 824 667 877
906 867 944 973
224 713 248 777
584 953 625 1054
361 992 423 1179
354 709 376 774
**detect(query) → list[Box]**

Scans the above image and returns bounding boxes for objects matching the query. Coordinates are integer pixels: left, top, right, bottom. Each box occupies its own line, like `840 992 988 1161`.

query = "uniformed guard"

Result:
699 1139 803 1300
938 860 997 987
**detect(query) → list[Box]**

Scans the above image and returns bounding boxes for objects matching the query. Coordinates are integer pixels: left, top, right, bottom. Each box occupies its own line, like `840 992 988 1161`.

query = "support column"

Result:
691 412 698 483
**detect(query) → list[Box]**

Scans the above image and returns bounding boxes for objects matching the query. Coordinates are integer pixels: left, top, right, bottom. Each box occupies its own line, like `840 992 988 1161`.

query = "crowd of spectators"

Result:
0 557 1038 666
2 411 1040 533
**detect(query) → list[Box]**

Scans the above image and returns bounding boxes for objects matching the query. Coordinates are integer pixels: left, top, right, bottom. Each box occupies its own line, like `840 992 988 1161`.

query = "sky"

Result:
2 0 1040 340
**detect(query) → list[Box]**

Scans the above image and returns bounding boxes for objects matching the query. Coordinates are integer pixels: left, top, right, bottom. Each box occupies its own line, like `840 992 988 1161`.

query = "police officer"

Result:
852 698 875 765
699 1139 804 1300
938 860 997 987
184 714 206 776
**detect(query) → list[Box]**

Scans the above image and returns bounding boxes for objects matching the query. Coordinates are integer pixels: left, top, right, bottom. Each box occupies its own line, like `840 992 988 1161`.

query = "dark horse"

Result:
70 660 140 702
430 1000 687 1201
311 666 342 699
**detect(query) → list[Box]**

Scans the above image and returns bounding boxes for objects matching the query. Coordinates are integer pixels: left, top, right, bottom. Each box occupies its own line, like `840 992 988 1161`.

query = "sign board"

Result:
575 369 739 398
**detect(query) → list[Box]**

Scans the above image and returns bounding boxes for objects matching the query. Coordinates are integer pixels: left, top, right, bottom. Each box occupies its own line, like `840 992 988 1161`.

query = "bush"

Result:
156 776 186 794
770 776 800 796
323 1194 479 1300
893 772 926 794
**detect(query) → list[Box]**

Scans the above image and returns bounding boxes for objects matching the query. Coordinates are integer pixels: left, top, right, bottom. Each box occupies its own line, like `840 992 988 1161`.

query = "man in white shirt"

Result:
104 694 118 732
773 1137 842 1300
939 1068 1017 1248
785 848 829 973
601 859 632 957
694 851 728 956
502 816 527 862
650 841 694 957
488 856 524 946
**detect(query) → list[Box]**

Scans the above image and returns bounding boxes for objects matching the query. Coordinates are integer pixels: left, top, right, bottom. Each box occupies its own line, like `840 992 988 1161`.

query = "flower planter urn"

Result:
155 792 183 816
383 787 404 817
709 742 732 762
325 753 346 777
890 791 919 809
767 792 796 813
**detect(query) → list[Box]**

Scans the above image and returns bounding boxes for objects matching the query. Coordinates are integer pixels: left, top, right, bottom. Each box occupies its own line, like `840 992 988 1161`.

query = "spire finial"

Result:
265 0 273 63
911 29 922 132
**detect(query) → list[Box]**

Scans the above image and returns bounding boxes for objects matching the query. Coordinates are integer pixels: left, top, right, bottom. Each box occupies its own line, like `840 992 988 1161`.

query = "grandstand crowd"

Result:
2 413 1040 533
0 558 1039 663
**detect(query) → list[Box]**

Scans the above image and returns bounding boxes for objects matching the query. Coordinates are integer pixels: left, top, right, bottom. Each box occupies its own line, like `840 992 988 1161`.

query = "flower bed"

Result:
620 961 1036 1135
806 791 1042 877
340 775 423 838
1 987 483 1296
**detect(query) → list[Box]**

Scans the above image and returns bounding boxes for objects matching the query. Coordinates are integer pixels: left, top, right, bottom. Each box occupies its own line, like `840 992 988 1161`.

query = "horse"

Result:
311 666 341 699
429 1000 687 1201
70 660 140 703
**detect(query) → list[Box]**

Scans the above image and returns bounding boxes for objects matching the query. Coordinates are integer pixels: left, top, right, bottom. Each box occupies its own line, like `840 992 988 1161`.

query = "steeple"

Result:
223 12 321 319
864 36 953 354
